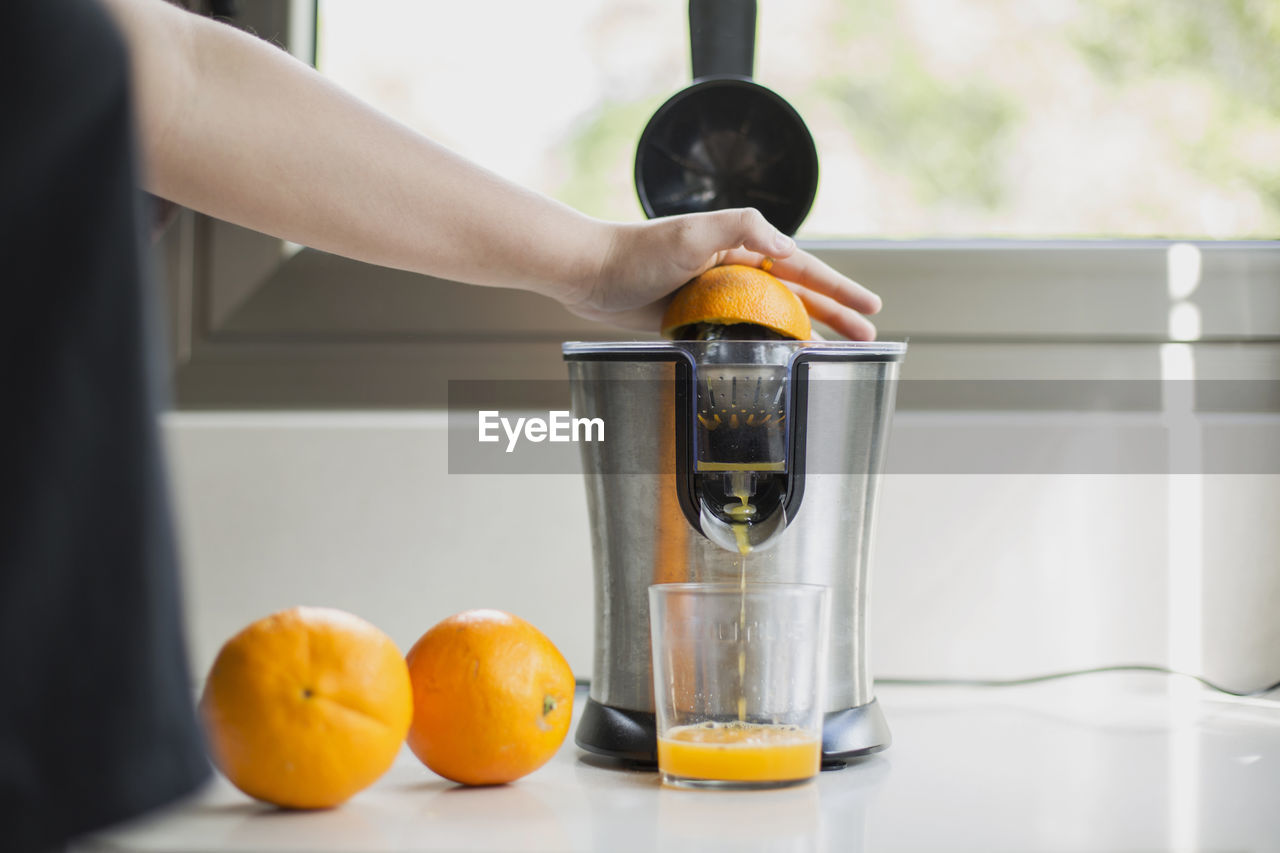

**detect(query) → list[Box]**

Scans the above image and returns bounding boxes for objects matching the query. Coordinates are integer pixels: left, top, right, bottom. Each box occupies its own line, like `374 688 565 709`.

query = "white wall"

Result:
165 412 1280 695
164 412 594 683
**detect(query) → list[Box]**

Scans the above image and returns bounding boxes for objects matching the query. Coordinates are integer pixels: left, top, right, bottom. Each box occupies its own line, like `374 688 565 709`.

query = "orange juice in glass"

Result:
649 583 829 790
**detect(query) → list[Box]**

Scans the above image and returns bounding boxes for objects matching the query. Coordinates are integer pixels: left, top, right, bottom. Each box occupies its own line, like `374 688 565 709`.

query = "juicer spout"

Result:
723 471 758 521
694 464 790 553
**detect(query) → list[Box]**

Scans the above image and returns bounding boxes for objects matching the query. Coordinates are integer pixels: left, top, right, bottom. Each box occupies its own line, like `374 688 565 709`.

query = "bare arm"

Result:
100 0 882 337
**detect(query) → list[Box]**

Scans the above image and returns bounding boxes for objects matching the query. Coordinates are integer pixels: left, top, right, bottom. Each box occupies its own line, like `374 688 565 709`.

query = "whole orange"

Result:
199 606 413 809
405 610 575 786
662 264 812 340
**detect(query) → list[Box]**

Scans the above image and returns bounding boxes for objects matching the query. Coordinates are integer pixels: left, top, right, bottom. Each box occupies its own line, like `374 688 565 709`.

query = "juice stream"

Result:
728 485 753 722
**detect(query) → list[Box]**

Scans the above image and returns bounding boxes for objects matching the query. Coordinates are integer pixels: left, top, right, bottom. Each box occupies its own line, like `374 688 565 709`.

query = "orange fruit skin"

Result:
404 609 575 786
199 606 413 809
661 264 813 340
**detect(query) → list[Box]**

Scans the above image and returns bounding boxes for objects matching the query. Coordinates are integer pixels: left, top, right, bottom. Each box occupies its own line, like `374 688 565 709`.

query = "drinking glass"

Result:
649 582 830 789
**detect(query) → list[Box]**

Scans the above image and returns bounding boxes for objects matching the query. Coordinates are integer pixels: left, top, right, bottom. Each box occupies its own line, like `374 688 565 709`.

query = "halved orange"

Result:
661 264 811 340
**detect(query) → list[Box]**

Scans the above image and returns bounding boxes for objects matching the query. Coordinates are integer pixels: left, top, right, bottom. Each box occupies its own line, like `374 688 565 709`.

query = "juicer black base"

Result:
575 697 891 770
819 700 893 768
575 701 659 768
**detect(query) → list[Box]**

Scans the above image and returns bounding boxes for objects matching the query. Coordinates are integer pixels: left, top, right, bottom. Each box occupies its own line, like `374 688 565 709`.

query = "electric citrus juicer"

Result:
561 0 905 768
563 338 905 767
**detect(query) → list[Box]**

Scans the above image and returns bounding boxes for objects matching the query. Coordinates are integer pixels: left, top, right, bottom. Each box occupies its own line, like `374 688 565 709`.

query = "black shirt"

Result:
1 1 211 849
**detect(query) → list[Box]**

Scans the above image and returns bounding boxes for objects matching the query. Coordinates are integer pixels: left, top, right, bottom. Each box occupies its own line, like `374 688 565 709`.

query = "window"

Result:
166 0 1278 408
317 0 1280 239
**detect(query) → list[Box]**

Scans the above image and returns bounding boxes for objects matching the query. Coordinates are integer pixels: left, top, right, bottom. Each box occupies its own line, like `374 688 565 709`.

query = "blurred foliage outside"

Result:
321 0 1280 239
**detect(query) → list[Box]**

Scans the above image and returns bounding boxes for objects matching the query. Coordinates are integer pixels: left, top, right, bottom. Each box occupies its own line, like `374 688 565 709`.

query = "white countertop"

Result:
77 680 1280 852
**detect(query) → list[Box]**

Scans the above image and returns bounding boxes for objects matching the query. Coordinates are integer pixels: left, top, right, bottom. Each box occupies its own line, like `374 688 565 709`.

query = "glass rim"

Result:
648 581 829 598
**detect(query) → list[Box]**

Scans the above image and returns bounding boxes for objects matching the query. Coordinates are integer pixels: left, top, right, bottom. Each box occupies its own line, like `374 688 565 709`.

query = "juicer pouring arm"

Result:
689 0 757 80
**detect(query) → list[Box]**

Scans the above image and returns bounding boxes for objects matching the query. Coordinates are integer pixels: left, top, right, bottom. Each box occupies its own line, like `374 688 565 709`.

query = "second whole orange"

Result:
405 609 575 786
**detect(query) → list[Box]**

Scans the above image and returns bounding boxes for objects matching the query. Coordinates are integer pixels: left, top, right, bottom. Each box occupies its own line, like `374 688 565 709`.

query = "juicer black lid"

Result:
633 0 820 235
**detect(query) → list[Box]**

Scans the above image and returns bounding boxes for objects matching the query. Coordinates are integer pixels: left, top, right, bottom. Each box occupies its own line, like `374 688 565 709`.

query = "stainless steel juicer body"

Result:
564 340 905 766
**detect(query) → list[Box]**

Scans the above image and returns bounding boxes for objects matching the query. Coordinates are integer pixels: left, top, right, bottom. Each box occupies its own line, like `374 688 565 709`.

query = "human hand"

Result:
566 209 882 340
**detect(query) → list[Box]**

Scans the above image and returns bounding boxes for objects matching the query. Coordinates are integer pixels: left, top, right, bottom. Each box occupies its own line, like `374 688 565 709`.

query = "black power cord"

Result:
878 664 1280 698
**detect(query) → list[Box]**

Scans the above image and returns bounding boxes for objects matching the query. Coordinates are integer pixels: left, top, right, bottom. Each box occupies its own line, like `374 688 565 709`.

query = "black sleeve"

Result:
0 2 211 850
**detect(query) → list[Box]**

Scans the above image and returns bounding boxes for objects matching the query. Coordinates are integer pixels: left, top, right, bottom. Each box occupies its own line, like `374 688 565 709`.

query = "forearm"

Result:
101 0 606 303
97 0 882 338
